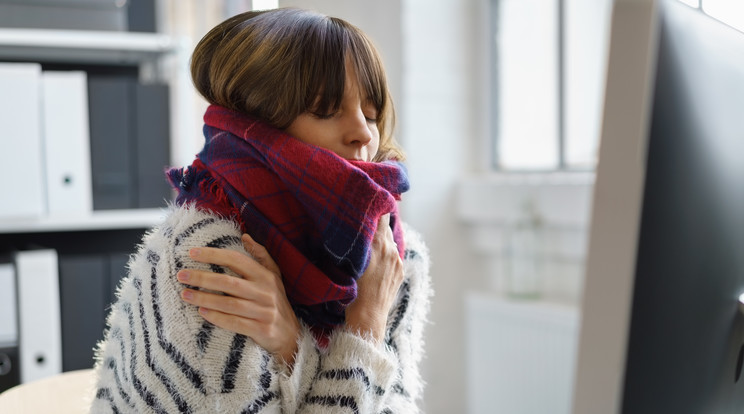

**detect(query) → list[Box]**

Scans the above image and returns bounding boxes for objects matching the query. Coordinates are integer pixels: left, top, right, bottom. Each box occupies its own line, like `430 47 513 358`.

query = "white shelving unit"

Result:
0 28 176 64
0 209 168 234
0 28 196 234
0 22 198 390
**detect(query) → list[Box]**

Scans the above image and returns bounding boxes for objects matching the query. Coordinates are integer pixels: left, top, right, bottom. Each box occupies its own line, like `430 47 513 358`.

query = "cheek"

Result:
370 134 381 159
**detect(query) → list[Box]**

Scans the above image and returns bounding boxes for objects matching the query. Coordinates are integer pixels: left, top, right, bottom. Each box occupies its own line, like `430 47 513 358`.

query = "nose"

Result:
343 107 374 148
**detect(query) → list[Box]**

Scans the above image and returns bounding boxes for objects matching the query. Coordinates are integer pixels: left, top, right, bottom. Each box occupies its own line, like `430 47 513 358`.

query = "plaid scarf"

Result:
167 105 409 329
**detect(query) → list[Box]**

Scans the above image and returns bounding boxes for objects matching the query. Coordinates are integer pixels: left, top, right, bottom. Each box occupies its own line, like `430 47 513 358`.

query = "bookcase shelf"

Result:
0 28 180 64
0 209 166 234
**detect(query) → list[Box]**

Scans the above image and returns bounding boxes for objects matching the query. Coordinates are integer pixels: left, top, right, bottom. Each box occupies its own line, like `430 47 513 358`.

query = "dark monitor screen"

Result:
572 0 744 413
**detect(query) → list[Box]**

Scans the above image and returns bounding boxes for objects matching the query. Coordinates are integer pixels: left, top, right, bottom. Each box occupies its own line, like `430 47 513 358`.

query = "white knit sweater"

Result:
89 205 431 413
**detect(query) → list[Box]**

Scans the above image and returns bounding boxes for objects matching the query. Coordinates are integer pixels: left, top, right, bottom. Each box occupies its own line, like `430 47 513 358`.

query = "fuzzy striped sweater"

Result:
89 205 431 413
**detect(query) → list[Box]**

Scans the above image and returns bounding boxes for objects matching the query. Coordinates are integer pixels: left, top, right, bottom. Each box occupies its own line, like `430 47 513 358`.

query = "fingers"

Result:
194 306 263 337
180 285 271 319
378 213 390 229
241 234 281 276
177 269 263 302
187 246 270 282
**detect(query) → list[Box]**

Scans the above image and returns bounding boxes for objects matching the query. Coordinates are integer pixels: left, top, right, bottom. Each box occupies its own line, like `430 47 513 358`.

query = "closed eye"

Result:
311 111 338 120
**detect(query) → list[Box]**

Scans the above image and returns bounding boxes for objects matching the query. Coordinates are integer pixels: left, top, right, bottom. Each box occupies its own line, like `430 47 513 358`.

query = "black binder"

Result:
58 255 107 372
135 83 172 208
0 345 20 393
88 76 137 210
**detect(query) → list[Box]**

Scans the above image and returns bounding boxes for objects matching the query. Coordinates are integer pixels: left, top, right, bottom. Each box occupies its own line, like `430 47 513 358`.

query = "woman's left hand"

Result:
176 234 301 366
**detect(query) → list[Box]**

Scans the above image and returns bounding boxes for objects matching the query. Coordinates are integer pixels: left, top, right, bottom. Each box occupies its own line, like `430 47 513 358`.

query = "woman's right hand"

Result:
345 214 405 343
176 234 301 366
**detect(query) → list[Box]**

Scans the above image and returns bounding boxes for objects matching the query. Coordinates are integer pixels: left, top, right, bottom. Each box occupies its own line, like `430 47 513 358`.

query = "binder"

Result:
0 262 17 346
0 63 45 220
128 0 157 32
0 0 129 31
0 345 20 393
135 83 172 208
0 261 19 392
59 255 107 371
42 71 93 217
88 76 136 210
15 249 62 383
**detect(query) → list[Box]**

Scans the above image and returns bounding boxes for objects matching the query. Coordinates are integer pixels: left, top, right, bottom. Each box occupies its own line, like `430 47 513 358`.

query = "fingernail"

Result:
177 271 190 282
189 248 200 258
182 290 193 300
199 307 208 316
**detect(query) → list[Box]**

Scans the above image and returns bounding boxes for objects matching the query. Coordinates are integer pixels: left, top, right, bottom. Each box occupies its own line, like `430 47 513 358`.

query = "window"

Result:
490 0 743 172
490 0 612 171
702 0 744 32
491 0 561 170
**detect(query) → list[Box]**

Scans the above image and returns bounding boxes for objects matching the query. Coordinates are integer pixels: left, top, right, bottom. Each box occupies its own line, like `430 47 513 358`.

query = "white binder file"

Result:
0 263 17 346
0 63 44 220
15 249 62 383
42 71 93 216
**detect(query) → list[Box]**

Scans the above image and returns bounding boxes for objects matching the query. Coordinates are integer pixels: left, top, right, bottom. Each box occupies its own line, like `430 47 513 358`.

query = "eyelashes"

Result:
310 110 378 123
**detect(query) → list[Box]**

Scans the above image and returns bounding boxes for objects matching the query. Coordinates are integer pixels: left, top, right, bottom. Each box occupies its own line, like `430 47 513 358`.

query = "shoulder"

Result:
399 222 432 304
158 203 243 243
401 222 430 267
137 203 245 257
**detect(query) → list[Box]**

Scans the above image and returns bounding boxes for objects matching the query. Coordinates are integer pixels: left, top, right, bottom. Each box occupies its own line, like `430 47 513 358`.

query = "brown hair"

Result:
190 8 404 161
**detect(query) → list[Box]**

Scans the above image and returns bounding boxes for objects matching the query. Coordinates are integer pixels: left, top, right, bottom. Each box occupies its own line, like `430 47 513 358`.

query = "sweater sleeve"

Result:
89 207 431 414
293 223 433 414
378 224 433 413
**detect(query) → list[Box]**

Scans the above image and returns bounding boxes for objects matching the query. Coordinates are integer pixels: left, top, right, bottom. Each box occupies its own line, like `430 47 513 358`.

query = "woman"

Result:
90 7 431 414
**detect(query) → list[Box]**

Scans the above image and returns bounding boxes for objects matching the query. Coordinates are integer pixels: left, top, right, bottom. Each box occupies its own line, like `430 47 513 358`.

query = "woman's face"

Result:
285 65 380 162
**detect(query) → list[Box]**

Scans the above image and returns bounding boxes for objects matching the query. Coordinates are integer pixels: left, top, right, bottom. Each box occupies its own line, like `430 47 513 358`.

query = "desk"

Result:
0 369 95 413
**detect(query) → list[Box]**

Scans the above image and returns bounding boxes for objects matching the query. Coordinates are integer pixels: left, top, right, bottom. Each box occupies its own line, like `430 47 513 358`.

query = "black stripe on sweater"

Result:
145 250 206 395
240 391 279 414
123 301 169 414
305 395 360 414
206 235 242 273
136 277 193 413
206 235 242 249
221 333 248 393
172 218 218 271
319 367 386 396
404 249 418 261
259 352 272 389
173 217 217 246
386 280 411 340
104 353 134 409
109 327 132 396
95 388 122 414
196 321 215 354
391 382 411 398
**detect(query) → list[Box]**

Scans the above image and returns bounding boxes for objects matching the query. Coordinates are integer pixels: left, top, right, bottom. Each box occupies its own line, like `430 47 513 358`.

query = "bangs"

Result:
306 17 388 117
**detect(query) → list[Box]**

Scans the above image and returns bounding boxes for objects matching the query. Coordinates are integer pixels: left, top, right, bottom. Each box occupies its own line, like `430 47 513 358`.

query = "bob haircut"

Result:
191 8 404 161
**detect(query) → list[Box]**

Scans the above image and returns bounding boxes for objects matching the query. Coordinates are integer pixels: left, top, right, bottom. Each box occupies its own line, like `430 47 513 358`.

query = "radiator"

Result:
466 293 579 414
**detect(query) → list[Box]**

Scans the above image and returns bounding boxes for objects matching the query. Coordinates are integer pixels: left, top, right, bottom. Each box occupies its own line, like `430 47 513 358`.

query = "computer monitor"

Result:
572 0 744 413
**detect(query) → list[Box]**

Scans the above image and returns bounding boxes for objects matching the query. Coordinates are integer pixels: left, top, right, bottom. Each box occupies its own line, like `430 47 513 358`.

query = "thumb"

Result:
242 233 281 276
378 213 391 229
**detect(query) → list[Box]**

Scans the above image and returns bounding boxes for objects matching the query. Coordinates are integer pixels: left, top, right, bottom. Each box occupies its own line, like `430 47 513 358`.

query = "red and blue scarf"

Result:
167 105 409 329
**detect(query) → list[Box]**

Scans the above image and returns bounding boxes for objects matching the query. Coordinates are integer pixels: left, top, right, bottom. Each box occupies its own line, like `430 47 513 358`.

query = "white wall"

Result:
401 1 487 412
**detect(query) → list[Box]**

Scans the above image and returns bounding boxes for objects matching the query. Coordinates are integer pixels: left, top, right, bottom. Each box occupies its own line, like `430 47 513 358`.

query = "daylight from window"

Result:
252 0 278 10
703 0 744 32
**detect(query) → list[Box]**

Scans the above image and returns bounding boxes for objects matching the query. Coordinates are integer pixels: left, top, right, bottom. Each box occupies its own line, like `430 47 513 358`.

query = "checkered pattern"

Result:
167 105 409 328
